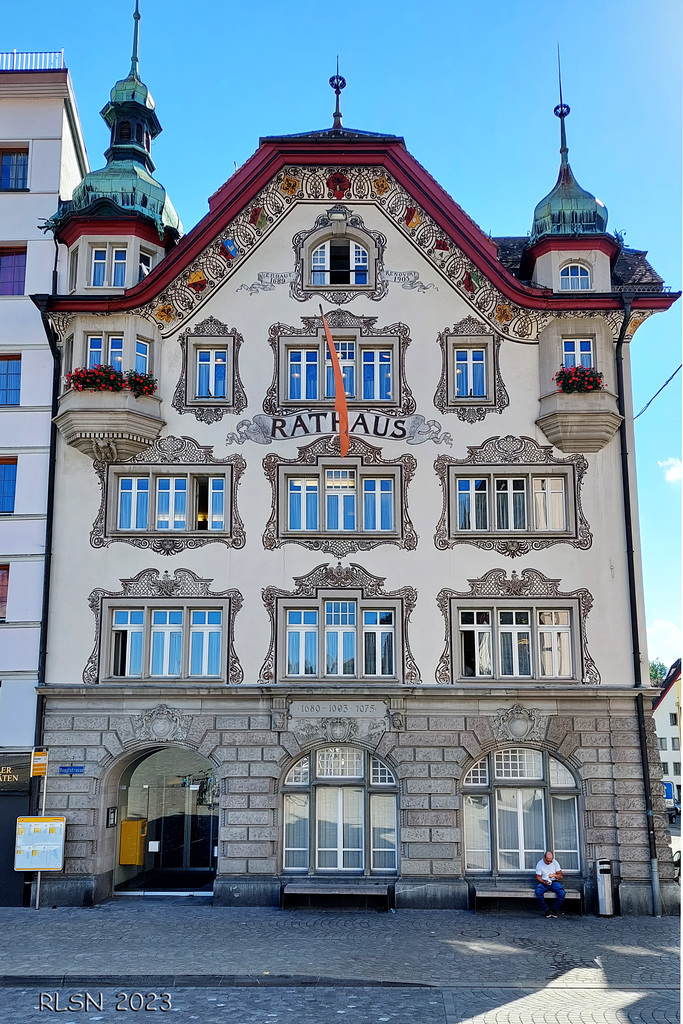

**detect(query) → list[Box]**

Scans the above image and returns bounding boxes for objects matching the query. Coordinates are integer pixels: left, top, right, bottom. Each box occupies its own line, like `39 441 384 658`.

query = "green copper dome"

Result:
45 1 181 241
530 102 607 243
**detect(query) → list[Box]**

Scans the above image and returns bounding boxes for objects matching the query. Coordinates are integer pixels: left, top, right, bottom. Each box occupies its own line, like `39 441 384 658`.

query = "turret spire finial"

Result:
329 57 346 130
553 44 570 168
130 0 141 79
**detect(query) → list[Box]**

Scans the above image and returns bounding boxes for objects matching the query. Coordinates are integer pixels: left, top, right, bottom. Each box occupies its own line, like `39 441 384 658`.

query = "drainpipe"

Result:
30 299 61 820
614 293 661 917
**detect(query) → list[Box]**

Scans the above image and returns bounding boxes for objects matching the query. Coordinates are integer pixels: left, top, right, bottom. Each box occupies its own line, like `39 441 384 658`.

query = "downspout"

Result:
614 292 661 917
30 298 61 818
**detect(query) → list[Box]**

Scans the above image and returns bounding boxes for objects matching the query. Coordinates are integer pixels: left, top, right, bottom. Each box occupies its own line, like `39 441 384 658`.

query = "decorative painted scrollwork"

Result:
289 206 388 303
84 568 243 685
433 434 591 556
172 316 246 422
90 435 246 554
262 310 415 417
262 434 417 556
435 568 599 686
259 562 420 686
433 317 509 421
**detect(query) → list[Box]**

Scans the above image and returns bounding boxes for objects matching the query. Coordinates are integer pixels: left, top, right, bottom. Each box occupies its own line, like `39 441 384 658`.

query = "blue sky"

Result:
7 0 681 666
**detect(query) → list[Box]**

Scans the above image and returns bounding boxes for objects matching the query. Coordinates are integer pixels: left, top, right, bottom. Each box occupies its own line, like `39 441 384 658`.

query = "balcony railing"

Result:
0 50 65 71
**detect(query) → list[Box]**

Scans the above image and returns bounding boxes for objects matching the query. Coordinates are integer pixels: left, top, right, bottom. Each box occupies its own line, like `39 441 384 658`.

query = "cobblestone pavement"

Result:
0 985 678 1024
0 903 678 1023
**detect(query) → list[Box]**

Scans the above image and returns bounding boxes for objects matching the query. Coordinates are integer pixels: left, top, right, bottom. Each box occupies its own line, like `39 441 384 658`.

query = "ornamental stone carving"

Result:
132 705 191 742
492 704 548 742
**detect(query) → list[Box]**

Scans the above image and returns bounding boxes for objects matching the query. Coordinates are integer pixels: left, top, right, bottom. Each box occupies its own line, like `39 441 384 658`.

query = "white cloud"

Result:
658 458 683 482
647 620 682 668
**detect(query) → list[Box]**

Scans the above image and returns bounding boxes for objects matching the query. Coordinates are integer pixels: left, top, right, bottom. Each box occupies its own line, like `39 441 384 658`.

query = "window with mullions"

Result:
286 340 394 405
112 249 127 288
0 249 26 296
560 264 590 290
452 473 568 537
283 599 396 680
116 473 227 534
282 748 398 873
286 469 395 537
311 240 369 286
0 356 20 405
463 748 580 873
562 339 593 368
110 606 223 679
92 249 106 287
0 460 18 514
0 150 28 190
197 349 227 399
458 607 573 680
87 335 123 371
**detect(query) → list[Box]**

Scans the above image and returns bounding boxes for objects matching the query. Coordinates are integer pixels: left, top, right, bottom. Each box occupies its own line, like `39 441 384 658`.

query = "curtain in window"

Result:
316 787 338 868
495 789 520 870
522 789 546 868
284 793 309 869
370 794 396 869
464 794 491 870
342 789 363 869
551 795 579 870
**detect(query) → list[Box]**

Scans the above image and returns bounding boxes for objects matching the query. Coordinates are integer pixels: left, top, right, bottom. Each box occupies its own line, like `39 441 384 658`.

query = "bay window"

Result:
463 749 580 874
283 748 397 874
562 338 594 368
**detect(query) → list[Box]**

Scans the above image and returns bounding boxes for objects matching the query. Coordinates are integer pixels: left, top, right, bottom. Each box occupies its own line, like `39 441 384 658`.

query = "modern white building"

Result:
27 9 681 915
652 661 682 809
0 50 88 905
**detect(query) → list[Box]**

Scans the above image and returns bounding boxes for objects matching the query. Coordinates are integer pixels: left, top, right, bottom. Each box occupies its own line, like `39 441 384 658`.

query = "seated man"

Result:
535 850 565 918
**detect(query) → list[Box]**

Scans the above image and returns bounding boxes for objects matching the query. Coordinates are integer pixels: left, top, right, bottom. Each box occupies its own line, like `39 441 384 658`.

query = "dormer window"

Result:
311 240 369 286
560 264 590 290
292 206 385 301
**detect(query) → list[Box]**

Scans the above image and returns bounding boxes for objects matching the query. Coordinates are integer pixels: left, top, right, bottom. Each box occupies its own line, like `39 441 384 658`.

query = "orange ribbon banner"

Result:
320 307 349 457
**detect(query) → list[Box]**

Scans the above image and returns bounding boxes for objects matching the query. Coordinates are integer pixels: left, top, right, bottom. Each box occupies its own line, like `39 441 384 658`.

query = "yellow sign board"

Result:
15 816 65 871
30 750 48 777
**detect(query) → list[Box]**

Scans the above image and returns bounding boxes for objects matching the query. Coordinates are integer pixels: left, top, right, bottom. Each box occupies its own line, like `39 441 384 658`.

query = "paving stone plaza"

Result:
0 902 678 1023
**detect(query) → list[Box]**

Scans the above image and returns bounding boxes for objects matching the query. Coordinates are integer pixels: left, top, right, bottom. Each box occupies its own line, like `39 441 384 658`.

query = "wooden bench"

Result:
472 886 583 914
281 882 391 911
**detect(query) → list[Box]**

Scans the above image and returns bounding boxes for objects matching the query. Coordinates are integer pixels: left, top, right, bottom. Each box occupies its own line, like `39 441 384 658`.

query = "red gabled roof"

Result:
42 136 679 316
652 659 682 709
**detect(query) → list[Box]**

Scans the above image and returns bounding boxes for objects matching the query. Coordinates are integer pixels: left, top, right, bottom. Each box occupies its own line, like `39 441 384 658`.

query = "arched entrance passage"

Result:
115 747 218 894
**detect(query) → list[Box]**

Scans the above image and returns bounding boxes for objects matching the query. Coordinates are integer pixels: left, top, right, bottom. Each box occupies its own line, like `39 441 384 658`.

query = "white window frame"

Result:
560 263 591 291
196 348 228 399
149 609 183 676
189 609 223 677
463 750 581 874
282 748 397 875
454 347 487 399
281 596 399 682
455 603 576 681
286 609 318 676
118 476 150 530
498 610 533 678
281 332 399 408
362 609 395 676
106 603 228 682
309 239 370 288
112 248 127 288
111 469 231 537
562 337 594 368
283 463 398 539
537 611 572 678
495 478 528 531
91 248 107 287
459 610 493 677
450 469 573 539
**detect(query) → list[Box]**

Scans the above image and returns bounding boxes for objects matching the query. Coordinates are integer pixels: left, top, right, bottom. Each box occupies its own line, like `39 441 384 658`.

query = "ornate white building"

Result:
30 12 680 913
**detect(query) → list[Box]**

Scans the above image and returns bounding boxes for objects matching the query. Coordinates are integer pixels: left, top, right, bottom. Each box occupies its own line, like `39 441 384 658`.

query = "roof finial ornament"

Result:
329 57 346 131
130 0 141 79
553 43 570 168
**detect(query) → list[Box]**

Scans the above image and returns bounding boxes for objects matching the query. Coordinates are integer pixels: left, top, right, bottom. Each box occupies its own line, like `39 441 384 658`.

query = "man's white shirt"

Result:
535 858 561 883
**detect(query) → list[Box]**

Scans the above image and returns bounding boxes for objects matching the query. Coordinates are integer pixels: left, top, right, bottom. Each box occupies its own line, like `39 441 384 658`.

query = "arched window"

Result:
135 123 144 145
560 264 591 290
282 746 398 873
462 747 580 874
118 121 131 142
311 239 369 286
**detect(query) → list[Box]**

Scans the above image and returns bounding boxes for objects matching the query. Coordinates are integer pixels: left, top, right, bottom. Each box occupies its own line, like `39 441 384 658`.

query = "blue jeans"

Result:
535 880 565 911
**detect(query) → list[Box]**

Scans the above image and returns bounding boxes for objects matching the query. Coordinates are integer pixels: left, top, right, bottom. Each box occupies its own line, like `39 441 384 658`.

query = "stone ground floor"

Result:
0 903 678 1024
31 686 680 914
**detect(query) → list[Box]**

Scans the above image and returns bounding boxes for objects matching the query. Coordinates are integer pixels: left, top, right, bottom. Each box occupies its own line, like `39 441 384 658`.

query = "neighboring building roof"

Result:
653 659 682 710
493 236 665 291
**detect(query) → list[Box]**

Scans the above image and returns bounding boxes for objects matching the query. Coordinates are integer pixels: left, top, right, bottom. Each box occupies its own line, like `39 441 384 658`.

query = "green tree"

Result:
650 658 667 684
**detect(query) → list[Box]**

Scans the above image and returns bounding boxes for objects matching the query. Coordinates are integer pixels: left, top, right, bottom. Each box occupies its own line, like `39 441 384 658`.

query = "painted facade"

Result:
29 30 680 913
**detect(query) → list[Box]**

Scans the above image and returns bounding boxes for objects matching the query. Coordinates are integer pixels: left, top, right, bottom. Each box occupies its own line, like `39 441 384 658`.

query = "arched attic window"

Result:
118 121 131 142
559 263 591 291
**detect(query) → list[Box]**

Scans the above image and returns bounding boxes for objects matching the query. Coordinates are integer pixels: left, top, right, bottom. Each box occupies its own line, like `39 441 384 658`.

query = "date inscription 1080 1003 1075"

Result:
289 700 382 719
